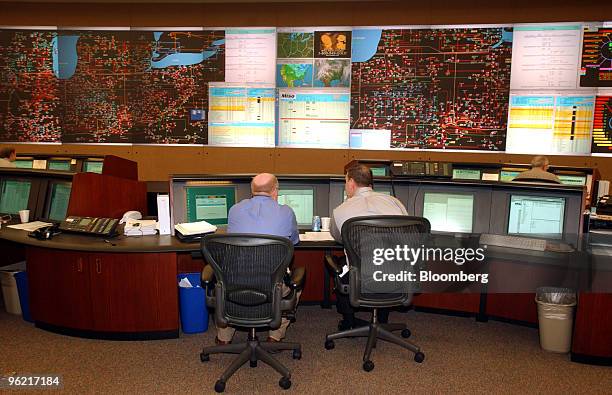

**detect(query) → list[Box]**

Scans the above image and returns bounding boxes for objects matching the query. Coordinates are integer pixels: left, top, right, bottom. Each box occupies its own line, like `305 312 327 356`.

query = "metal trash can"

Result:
535 287 577 353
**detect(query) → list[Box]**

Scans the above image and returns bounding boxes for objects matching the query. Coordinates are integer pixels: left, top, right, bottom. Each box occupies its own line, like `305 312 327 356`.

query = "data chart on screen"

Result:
278 88 350 148
423 193 474 233
508 195 565 236
278 189 314 225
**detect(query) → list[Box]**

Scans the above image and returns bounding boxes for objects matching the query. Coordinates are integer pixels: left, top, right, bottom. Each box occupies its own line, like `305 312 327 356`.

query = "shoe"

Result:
215 337 231 345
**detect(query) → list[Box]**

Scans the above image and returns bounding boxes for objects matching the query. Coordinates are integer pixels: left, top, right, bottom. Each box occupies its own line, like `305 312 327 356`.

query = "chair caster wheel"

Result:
279 377 291 390
214 380 225 393
200 353 209 362
293 349 302 360
401 329 411 338
363 360 375 372
324 340 335 350
414 352 425 363
250 360 257 368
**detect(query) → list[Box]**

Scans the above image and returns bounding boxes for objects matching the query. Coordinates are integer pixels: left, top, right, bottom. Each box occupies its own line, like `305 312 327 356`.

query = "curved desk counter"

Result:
1 227 610 365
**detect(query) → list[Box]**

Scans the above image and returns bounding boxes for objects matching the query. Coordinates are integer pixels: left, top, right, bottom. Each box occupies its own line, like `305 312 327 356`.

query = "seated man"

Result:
0 147 16 168
215 172 299 344
330 164 408 329
513 155 561 184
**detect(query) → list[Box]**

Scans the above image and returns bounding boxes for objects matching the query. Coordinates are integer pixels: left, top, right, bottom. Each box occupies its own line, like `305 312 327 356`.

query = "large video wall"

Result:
0 23 610 155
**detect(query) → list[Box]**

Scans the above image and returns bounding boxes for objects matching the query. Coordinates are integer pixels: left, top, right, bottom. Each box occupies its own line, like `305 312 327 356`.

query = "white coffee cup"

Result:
321 217 331 231
19 209 30 223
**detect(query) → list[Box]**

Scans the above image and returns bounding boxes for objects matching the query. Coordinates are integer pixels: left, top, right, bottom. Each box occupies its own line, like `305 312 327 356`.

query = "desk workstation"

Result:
1 161 611 368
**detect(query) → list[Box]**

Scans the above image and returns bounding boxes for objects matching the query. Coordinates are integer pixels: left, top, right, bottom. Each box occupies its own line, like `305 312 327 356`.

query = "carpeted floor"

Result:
1 306 610 394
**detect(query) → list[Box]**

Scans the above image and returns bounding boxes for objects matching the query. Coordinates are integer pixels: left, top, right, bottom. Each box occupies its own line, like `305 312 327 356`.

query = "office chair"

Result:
199 234 304 393
324 215 429 372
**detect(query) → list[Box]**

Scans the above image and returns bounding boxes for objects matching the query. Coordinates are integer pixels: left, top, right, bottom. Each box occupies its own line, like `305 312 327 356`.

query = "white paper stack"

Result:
124 219 158 236
175 221 217 236
299 231 335 242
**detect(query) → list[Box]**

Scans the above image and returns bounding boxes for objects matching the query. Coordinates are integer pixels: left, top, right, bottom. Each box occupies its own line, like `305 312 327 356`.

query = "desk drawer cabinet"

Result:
26 247 178 339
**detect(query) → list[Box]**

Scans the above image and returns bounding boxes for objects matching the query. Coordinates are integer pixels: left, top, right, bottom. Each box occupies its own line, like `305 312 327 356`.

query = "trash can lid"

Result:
0 261 26 273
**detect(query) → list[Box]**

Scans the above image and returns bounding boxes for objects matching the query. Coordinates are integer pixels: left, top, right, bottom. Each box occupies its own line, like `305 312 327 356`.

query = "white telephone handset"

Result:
120 211 142 224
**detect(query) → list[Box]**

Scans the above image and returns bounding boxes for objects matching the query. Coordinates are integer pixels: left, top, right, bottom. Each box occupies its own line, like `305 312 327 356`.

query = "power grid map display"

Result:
350 27 513 150
208 83 275 146
278 88 350 148
0 30 61 142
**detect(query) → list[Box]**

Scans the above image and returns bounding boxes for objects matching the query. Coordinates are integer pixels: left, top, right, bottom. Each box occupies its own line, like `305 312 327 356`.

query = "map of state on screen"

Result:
0 30 61 142
350 27 513 150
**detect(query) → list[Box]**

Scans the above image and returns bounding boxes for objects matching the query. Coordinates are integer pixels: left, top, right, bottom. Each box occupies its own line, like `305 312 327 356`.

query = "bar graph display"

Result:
591 95 612 153
506 94 595 155
208 83 276 146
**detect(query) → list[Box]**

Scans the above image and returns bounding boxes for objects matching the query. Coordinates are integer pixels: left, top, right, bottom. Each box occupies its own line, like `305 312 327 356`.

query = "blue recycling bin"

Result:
14 271 32 323
177 273 208 334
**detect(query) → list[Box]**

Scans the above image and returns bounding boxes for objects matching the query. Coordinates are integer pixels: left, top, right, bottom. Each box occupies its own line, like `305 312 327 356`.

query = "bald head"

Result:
251 173 279 199
531 155 550 170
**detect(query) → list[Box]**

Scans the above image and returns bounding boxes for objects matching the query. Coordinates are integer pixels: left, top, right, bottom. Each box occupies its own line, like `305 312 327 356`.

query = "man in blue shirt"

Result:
216 173 300 344
227 173 299 244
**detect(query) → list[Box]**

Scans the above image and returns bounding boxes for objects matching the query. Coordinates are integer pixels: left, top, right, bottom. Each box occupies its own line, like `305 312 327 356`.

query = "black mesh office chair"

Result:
324 215 429 372
199 234 304 393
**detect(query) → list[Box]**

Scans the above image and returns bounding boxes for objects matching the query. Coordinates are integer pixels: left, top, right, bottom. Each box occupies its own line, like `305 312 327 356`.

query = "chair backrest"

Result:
341 215 431 308
200 234 294 329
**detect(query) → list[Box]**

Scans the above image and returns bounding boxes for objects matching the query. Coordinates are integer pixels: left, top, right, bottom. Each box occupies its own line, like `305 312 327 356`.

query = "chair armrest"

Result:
325 254 342 274
289 267 305 290
201 264 215 285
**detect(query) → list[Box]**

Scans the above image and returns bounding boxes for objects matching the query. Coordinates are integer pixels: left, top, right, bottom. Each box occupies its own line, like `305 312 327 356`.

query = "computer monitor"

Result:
508 195 565 237
14 160 33 169
452 168 481 180
422 193 474 233
370 167 387 177
0 179 32 214
83 160 103 174
185 186 236 225
48 160 72 171
500 170 523 182
45 182 72 221
557 174 586 186
278 188 315 226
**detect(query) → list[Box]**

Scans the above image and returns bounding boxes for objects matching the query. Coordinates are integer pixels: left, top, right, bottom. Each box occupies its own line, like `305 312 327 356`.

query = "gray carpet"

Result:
1 306 610 394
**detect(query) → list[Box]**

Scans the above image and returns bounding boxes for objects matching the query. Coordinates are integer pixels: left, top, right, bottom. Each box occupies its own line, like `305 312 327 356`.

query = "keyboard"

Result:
479 234 547 251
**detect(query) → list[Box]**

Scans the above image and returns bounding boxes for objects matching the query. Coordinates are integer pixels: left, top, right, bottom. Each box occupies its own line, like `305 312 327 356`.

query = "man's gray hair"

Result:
531 156 549 169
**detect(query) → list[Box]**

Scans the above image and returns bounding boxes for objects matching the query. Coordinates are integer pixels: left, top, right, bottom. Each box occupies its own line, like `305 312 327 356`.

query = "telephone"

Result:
120 210 142 224
29 224 61 240
59 216 119 237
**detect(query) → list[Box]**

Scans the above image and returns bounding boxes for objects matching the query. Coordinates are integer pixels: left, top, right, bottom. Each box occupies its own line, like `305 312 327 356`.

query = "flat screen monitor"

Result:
0 179 31 214
14 160 33 169
46 182 72 221
278 188 314 226
370 167 387 177
508 195 565 237
185 186 236 225
452 168 481 180
557 174 586 186
423 193 474 233
84 161 103 174
500 170 522 182
48 160 71 171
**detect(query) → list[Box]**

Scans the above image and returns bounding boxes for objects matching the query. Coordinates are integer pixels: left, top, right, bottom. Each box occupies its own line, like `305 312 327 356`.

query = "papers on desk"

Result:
299 231 335 242
175 221 217 236
7 221 53 232
124 219 158 236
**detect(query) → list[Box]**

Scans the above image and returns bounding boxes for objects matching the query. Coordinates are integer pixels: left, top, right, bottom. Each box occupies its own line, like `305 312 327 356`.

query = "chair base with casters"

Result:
201 328 301 392
324 308 425 372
